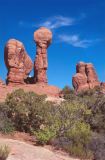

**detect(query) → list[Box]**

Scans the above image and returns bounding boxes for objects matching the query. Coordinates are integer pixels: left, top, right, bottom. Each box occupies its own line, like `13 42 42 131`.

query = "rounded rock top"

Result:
6 39 24 49
34 27 52 44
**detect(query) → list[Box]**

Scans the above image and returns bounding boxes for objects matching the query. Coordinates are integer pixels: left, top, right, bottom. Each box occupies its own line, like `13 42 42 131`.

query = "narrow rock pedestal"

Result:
34 27 52 84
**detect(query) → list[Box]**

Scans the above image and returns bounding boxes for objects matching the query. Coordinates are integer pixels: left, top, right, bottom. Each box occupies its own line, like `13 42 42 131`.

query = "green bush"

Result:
89 132 105 160
33 100 92 158
5 89 46 132
61 86 76 100
0 145 10 160
34 127 56 145
0 104 14 134
61 86 72 95
88 96 105 134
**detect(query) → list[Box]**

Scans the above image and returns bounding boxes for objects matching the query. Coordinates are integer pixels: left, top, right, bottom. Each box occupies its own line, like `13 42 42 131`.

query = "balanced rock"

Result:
72 62 100 92
34 27 52 84
4 39 33 85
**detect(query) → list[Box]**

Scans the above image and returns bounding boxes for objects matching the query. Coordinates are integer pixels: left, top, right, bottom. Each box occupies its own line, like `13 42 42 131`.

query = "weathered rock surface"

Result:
0 84 61 102
0 138 79 160
86 63 100 88
72 62 89 92
72 62 100 92
4 39 33 85
34 27 52 84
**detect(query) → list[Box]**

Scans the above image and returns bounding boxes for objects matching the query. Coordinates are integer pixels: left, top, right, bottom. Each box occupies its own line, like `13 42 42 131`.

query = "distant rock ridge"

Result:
72 61 100 92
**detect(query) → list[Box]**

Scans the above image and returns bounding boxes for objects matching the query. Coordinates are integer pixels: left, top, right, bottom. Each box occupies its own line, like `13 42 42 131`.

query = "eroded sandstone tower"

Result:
34 27 52 84
72 62 100 92
4 39 33 85
72 62 89 92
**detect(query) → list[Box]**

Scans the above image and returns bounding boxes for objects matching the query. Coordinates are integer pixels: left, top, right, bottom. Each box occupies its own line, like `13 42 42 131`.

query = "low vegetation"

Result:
0 87 105 159
0 145 10 160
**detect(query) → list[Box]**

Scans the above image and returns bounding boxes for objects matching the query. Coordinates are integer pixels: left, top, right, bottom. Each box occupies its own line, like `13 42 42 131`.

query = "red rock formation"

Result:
85 63 100 88
4 39 33 85
34 27 52 84
72 62 100 92
72 62 89 92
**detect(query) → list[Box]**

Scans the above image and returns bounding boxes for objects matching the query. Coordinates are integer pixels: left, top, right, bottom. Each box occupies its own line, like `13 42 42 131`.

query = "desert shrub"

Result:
34 127 56 145
89 132 105 160
88 96 105 134
3 89 92 159
61 86 72 94
33 100 92 158
54 102 92 159
0 145 10 160
0 103 14 134
5 89 47 132
78 86 101 98
61 86 77 100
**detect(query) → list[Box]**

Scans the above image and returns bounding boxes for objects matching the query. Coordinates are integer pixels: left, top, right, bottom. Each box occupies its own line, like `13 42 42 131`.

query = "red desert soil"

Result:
0 84 61 102
0 132 80 160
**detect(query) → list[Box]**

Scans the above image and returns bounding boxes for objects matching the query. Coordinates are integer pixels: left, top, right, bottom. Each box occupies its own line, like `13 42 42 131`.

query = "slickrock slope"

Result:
0 84 61 102
4 39 33 85
72 62 100 92
34 27 52 84
0 138 80 160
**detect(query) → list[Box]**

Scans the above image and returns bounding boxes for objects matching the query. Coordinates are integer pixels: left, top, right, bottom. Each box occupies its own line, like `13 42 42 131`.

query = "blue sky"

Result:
0 0 105 88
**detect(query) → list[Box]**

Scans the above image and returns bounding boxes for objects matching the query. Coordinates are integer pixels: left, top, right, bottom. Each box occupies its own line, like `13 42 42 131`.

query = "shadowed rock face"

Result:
4 39 33 85
72 62 100 92
34 27 52 84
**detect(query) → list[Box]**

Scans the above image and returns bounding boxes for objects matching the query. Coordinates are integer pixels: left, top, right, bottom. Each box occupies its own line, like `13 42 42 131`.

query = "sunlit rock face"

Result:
85 63 100 89
72 62 100 92
34 27 52 84
4 39 33 85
